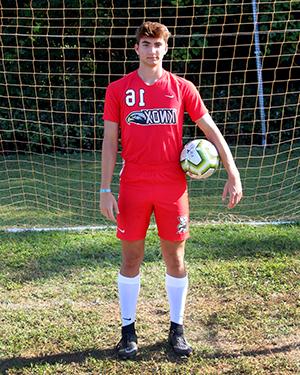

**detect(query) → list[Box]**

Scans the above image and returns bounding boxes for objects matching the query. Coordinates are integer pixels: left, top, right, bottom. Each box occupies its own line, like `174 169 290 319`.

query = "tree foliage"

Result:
0 0 298 153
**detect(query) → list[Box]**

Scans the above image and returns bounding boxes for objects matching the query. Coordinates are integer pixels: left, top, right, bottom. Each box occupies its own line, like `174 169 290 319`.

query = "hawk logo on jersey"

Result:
126 108 177 126
126 111 147 124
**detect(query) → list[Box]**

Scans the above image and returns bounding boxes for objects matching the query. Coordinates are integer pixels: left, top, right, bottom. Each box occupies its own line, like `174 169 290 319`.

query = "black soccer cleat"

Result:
168 329 193 357
116 332 138 360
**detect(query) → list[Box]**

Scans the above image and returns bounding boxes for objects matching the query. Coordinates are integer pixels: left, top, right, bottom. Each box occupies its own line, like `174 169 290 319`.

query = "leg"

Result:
161 239 192 356
161 239 188 325
160 239 186 278
115 169 153 359
118 240 144 326
120 239 145 277
116 240 144 359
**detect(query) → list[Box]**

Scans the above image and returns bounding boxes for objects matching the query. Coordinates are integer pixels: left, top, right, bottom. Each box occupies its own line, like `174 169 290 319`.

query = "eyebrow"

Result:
141 40 163 46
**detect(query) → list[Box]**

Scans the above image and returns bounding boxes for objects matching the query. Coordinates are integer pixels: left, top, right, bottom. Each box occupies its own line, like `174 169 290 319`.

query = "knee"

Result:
122 253 143 269
121 250 144 276
165 256 186 277
161 240 186 277
120 240 144 275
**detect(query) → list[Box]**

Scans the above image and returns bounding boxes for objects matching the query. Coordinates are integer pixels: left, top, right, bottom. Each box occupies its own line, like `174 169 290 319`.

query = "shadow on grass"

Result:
1 341 299 373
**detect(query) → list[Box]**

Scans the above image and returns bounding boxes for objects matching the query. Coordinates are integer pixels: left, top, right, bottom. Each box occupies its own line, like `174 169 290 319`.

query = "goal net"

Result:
0 0 299 231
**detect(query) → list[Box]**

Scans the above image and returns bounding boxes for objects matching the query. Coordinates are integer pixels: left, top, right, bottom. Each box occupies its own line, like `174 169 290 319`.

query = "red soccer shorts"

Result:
116 162 189 242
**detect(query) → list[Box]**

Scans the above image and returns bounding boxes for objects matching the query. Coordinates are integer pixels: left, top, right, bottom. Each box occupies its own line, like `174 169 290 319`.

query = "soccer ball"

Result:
180 139 219 179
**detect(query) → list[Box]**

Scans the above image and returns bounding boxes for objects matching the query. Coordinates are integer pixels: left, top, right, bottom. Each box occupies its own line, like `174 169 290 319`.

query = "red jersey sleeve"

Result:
103 82 120 123
182 79 208 122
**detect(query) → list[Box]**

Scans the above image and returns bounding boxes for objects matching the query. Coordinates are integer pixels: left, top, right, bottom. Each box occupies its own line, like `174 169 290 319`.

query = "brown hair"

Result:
135 21 171 44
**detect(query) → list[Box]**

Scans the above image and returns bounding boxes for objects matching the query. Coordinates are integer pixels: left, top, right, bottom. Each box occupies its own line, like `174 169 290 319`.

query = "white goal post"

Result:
0 1 299 231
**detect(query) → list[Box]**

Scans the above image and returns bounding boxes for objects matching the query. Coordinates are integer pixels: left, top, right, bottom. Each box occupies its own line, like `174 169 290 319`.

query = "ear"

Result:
134 43 139 55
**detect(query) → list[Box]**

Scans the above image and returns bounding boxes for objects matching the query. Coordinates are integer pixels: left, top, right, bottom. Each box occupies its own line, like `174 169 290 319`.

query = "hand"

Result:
186 171 208 180
222 174 243 209
100 192 119 222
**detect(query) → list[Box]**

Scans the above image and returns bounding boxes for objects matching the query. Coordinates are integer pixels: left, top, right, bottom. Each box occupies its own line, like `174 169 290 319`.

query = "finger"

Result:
101 206 115 222
222 183 228 202
113 200 120 215
228 192 238 208
107 207 117 222
228 191 242 208
187 171 205 180
228 196 236 208
235 192 243 206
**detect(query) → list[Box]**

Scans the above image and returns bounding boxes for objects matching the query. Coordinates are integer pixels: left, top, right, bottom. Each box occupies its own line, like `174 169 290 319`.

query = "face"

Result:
135 37 168 67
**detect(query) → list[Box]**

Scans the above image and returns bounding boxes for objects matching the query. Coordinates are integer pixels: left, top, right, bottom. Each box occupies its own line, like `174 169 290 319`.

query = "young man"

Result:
100 21 242 359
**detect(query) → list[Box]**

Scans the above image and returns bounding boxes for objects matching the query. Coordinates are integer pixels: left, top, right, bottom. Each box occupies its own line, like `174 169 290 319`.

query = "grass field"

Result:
0 224 299 374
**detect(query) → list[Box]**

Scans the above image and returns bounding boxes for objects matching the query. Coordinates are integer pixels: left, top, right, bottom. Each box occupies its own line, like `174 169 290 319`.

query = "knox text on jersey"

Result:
126 108 177 126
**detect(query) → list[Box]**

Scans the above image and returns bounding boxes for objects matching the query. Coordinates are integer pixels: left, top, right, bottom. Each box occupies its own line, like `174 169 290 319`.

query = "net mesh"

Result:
0 0 299 230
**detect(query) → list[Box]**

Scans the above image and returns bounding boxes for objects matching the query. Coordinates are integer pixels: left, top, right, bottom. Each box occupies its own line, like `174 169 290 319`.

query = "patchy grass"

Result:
0 224 299 374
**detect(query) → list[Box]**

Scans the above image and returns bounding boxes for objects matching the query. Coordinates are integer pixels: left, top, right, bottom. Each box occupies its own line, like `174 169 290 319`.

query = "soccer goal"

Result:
0 1 299 231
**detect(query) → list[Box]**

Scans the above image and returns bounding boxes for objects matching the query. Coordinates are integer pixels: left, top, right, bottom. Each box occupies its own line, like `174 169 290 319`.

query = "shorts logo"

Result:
126 108 177 126
177 216 188 234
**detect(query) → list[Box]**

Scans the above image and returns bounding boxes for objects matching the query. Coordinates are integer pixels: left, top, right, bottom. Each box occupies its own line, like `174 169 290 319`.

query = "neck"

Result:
138 65 163 85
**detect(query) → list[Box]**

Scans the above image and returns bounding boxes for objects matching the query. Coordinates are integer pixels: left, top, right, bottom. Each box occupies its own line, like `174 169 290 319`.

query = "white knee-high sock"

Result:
118 273 140 327
165 274 188 325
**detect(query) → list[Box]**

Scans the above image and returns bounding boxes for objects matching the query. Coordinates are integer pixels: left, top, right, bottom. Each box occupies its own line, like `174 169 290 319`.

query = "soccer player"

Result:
100 21 243 359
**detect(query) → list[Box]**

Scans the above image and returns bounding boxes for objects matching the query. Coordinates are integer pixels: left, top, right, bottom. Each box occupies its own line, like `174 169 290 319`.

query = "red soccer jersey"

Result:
103 69 208 165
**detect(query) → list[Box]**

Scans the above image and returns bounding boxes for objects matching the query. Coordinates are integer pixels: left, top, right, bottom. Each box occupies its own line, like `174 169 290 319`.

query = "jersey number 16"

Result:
125 89 145 107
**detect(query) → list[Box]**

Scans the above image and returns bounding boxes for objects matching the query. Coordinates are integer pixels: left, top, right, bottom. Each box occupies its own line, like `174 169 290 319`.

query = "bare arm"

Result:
99 120 119 222
196 113 243 208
